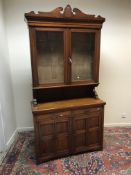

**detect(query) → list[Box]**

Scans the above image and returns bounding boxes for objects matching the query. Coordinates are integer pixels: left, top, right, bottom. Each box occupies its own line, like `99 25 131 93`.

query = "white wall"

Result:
97 0 131 126
3 0 131 128
0 0 16 150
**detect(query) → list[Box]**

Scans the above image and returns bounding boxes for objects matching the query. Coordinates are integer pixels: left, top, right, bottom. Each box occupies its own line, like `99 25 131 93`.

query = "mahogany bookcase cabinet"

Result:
25 5 106 164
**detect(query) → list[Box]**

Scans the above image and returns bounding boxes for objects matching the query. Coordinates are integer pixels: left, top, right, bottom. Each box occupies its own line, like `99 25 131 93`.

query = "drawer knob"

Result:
59 114 63 117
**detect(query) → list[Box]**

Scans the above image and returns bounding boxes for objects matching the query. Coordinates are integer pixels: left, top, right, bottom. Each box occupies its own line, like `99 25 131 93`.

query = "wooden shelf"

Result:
33 82 99 90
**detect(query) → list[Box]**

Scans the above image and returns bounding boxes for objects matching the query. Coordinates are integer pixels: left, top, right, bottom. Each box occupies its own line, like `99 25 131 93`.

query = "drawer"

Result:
36 110 71 122
56 111 71 118
72 107 101 116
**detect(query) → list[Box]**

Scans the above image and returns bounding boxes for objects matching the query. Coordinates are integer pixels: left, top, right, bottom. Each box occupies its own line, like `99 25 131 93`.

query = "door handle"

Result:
68 57 72 64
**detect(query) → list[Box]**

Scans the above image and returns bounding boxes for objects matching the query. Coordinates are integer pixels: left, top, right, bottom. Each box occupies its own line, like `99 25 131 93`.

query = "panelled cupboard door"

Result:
72 114 89 153
31 28 100 87
37 115 55 157
36 112 71 159
72 109 103 153
55 114 71 156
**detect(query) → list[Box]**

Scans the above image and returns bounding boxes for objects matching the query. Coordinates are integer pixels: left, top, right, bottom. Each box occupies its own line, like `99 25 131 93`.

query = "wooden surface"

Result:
25 5 105 164
33 102 105 164
25 5 105 23
32 98 105 113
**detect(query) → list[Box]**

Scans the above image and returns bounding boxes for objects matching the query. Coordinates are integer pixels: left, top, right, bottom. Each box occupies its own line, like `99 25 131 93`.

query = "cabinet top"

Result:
25 4 105 24
32 98 106 114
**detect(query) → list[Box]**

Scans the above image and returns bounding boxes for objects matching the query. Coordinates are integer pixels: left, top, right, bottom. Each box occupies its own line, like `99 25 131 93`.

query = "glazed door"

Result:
32 28 67 86
69 29 99 84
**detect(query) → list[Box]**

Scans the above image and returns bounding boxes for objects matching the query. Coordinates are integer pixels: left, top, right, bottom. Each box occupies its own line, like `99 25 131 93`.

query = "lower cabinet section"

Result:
33 99 105 164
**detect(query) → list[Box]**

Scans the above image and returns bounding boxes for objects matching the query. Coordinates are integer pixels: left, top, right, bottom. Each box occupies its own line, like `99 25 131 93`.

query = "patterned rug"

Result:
0 127 131 175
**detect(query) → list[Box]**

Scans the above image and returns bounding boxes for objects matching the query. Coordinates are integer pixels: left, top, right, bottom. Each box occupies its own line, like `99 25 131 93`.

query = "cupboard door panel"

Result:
40 136 55 155
39 122 54 137
74 132 87 152
88 129 100 146
74 118 86 131
72 115 88 152
38 116 54 137
40 123 54 136
56 121 69 134
56 134 69 154
55 115 71 154
88 115 100 128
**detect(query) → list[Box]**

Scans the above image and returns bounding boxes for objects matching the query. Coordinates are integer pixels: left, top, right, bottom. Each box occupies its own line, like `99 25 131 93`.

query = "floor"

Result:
0 127 131 174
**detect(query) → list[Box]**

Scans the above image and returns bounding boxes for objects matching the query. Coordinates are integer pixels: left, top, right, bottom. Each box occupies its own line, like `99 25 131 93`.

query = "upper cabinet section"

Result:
25 5 105 88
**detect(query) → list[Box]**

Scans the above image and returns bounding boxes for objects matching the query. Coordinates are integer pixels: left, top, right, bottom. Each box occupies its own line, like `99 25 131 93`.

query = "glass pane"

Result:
71 32 95 81
36 31 64 84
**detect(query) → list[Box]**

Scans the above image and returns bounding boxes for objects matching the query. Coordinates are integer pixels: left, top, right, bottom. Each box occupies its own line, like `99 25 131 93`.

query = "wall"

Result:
97 0 131 126
0 0 16 150
3 0 131 128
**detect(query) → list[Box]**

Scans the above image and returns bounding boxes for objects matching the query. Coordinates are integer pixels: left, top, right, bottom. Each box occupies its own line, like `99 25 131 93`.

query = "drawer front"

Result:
72 107 102 116
36 110 71 122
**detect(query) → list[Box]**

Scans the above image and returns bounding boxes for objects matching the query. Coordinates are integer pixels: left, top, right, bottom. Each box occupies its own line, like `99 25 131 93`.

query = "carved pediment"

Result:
25 5 105 23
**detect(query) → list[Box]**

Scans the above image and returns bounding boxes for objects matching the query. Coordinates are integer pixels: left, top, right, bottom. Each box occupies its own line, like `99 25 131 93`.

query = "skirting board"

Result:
104 123 131 127
6 127 33 148
0 129 18 163
6 129 18 149
17 127 34 132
